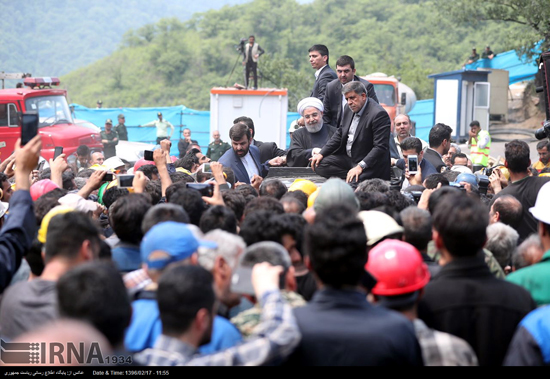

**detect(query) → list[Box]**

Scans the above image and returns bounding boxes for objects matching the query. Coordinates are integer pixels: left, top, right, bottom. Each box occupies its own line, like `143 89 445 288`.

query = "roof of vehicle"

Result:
0 88 67 101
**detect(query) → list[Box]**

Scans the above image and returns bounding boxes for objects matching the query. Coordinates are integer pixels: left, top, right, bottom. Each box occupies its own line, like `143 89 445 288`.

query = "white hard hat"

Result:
529 182 550 224
104 156 125 171
450 165 473 174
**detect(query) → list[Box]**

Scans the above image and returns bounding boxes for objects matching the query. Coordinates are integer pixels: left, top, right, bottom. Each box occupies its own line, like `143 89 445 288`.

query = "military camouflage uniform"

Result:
426 242 506 279
206 141 231 162
231 290 306 338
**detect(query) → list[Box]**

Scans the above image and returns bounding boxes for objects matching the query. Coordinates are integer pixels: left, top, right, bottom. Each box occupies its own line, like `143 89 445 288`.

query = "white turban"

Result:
297 97 324 116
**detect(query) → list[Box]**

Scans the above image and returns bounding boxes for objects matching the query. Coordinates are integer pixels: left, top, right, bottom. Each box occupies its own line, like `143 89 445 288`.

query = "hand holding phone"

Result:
53 146 64 160
118 174 135 188
144 150 154 161
407 155 418 175
20 112 39 146
186 182 214 197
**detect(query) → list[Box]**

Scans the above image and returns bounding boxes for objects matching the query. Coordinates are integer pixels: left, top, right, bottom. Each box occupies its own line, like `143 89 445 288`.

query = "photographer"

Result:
241 35 265 90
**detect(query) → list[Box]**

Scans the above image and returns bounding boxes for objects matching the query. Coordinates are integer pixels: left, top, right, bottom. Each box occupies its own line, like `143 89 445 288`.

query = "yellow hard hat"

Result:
38 205 75 243
289 179 318 197
89 164 108 171
175 167 192 176
307 188 320 209
499 166 510 181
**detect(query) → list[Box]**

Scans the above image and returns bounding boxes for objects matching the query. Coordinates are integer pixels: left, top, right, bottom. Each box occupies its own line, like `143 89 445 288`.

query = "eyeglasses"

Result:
395 121 409 126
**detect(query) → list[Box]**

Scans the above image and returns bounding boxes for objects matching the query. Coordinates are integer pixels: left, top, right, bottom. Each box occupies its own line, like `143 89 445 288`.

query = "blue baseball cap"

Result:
452 172 478 190
140 222 217 270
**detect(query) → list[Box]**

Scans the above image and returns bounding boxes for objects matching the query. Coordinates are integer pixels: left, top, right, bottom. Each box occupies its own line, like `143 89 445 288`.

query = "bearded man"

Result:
287 97 337 167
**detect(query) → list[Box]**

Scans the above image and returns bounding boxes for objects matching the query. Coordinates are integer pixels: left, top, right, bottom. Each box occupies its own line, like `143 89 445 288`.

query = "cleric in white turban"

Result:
287 97 336 167
297 97 324 116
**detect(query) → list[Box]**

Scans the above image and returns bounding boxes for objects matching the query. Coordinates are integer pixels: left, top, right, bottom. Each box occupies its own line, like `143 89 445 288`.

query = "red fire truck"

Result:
0 76 102 160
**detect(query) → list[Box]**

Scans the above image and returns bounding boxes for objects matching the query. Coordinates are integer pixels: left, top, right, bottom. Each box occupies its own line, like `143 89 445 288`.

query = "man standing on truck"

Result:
101 119 119 159
139 112 174 145
322 55 378 128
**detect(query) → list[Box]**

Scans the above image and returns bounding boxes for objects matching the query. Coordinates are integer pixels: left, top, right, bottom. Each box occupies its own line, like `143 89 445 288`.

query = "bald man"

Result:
287 97 337 167
90 151 105 166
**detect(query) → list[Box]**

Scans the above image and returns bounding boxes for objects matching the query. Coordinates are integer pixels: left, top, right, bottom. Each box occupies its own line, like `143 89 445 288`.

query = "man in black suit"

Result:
311 81 391 183
297 45 337 128
233 116 286 165
322 55 378 128
425 123 453 173
308 44 337 103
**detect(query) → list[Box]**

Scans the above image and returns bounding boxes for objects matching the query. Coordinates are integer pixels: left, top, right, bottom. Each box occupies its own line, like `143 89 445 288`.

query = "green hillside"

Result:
61 0 527 110
0 0 250 77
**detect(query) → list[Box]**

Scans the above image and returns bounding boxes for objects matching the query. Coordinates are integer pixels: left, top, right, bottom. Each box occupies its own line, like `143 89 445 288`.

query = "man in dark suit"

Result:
308 44 337 102
311 81 391 183
218 123 281 185
283 203 423 366
233 116 286 164
323 55 378 128
424 123 453 173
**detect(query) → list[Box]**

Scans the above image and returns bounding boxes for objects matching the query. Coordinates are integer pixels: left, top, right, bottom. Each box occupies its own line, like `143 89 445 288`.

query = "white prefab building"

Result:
210 87 288 149
428 70 491 140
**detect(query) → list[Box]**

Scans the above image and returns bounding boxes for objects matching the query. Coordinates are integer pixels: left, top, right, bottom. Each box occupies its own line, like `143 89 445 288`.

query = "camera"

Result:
482 164 503 177
235 38 247 53
535 120 550 140
476 174 490 195
186 183 214 197
118 174 135 188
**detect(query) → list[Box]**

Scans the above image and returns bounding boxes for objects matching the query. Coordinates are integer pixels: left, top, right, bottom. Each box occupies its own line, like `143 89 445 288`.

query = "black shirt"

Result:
490 175 550 242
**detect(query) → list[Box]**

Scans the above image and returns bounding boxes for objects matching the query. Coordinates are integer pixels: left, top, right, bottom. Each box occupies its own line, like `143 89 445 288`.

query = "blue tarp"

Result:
72 104 300 156
72 104 211 157
465 43 541 84
408 99 435 142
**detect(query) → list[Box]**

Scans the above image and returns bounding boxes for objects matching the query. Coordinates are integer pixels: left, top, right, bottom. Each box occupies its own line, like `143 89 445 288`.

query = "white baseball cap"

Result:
529 181 550 224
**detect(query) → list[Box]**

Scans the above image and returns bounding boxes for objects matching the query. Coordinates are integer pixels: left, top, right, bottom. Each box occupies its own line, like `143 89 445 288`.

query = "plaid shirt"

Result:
413 319 478 366
123 268 152 295
135 290 300 366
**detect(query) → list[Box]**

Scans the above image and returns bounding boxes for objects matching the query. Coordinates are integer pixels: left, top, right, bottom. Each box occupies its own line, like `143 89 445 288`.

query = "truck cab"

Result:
0 77 102 160
362 73 417 134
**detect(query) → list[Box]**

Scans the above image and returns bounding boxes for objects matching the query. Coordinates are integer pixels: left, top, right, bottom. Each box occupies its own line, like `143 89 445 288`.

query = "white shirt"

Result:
346 98 369 157
240 152 259 181
314 65 327 79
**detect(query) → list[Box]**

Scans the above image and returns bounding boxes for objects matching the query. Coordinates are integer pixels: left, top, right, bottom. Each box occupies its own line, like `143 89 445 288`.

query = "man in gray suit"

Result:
323 55 378 128
311 81 391 183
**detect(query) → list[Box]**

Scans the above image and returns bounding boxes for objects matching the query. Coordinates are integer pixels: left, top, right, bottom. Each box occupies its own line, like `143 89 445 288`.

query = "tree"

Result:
435 0 550 58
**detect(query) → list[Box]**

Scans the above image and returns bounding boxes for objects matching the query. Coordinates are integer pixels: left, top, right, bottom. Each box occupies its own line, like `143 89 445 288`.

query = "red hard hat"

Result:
30 179 60 201
366 239 430 296
133 158 155 172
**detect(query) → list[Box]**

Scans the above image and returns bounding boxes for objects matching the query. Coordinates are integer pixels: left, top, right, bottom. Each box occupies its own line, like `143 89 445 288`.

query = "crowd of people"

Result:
0 44 549 368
